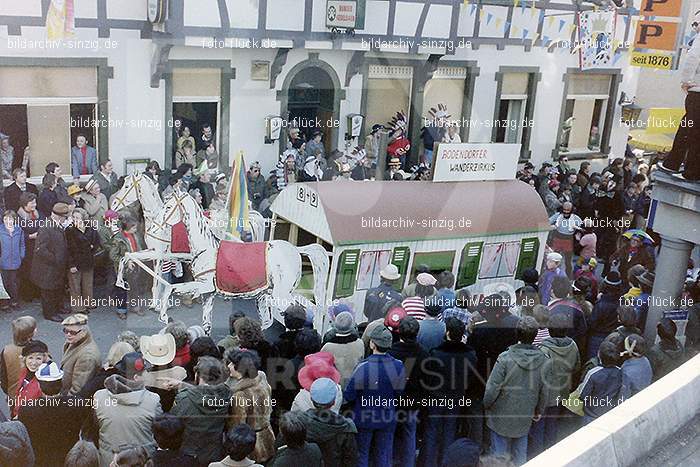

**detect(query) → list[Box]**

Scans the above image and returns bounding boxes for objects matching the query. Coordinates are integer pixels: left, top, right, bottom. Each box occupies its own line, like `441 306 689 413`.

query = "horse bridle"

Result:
111 174 140 211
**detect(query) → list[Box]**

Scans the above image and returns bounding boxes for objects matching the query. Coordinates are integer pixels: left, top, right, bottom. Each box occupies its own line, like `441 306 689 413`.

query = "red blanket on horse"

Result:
216 241 269 294
171 222 190 253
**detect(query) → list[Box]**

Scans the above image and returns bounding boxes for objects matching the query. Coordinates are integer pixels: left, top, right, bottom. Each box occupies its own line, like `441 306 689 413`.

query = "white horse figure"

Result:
111 172 267 242
110 172 267 308
110 172 164 235
117 191 329 332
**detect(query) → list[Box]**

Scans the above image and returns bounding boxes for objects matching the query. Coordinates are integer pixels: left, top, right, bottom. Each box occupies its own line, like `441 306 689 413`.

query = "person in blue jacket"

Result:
344 325 406 467
0 210 25 309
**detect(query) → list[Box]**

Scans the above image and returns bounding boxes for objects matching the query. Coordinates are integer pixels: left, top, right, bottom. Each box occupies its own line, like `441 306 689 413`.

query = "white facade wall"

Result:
0 1 651 178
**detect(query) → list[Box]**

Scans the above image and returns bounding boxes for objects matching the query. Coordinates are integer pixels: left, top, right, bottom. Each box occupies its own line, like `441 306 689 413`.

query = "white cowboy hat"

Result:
379 263 401 281
139 333 176 366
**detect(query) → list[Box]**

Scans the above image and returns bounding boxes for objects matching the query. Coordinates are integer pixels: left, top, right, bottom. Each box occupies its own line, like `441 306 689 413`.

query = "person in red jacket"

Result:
12 340 49 418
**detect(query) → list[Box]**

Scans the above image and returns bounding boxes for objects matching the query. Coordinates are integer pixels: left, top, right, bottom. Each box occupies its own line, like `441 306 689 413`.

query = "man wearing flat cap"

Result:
344 326 406 467
60 313 101 396
31 202 71 322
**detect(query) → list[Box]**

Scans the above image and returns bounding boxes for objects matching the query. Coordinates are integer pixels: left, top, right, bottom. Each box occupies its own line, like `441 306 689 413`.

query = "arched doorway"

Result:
279 57 344 155
287 66 334 153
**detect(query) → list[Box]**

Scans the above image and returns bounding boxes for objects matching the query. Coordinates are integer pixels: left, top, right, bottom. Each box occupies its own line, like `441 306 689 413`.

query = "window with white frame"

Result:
559 74 612 154
494 73 529 144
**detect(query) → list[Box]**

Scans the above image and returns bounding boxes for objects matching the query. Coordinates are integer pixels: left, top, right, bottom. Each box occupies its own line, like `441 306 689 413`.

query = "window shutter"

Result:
334 249 361 299
390 246 411 291
456 242 483 288
515 237 540 280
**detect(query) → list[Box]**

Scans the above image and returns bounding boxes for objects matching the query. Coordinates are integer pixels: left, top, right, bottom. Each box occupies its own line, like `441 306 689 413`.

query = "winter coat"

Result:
343 353 406 430
0 224 25 270
92 375 163 466
467 313 519 397
227 372 275 463
275 329 304 360
30 217 67 290
483 343 547 438
65 225 101 271
0 420 35 467
3 182 38 212
547 299 588 358
588 292 622 339
321 335 365 387
0 343 24 400
18 395 91 467
417 318 446 352
426 340 479 402
109 230 145 273
268 442 323 467
80 192 108 221
543 189 562 216
647 339 685 381
247 174 267 208
91 171 120 203
37 188 58 218
60 329 102 395
388 340 429 412
539 336 581 407
363 282 403 322
11 367 42 418
298 408 358 467
172 382 232 466
578 365 623 419
539 267 567 305
620 357 652 399
610 245 655 286
77 367 120 401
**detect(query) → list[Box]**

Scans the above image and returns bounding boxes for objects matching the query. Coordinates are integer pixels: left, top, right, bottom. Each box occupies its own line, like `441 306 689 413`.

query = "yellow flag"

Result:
548 16 555 27
511 25 519 36
495 18 503 28
514 0 520 9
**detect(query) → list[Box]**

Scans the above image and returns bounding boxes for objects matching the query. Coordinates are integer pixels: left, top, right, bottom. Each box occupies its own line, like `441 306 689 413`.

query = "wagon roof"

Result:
270 180 551 246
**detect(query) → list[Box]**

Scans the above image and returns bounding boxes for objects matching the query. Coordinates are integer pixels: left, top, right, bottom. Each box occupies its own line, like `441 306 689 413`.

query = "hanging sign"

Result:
578 11 617 70
432 143 520 182
630 51 674 69
326 0 365 29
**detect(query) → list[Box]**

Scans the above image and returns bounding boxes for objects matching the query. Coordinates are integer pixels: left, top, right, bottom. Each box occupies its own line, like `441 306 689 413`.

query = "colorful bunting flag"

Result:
487 13 493 25
470 3 477 15
559 19 566 32
547 16 554 27
495 18 503 28
522 28 529 39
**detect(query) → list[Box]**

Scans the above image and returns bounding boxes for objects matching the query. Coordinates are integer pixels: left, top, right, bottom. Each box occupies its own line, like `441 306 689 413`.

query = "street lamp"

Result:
619 91 643 125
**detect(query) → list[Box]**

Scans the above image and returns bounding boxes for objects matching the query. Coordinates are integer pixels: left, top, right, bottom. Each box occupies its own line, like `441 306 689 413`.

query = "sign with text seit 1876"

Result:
431 143 520 182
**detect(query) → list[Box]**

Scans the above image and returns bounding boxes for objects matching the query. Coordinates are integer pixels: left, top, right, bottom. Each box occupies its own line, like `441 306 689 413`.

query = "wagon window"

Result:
409 251 456 283
479 242 520 279
356 250 392 291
